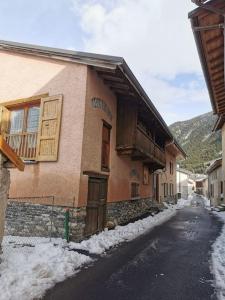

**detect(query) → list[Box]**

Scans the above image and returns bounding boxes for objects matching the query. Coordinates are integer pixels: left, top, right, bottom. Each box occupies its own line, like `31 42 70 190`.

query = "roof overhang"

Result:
0 40 185 154
206 157 222 173
189 0 225 124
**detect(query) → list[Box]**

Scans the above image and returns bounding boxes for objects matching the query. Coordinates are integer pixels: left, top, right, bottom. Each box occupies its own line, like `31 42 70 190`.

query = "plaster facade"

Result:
0 47 183 240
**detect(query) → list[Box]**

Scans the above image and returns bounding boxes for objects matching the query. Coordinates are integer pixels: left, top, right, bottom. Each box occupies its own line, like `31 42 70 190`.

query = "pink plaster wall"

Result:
158 149 177 202
0 51 87 206
79 68 152 206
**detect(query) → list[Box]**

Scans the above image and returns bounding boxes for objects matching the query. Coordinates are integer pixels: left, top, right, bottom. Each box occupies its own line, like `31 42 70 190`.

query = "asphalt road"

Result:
44 196 222 300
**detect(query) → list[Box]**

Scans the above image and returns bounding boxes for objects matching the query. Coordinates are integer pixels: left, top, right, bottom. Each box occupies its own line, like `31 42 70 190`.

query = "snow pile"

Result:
0 237 92 300
211 211 225 300
202 196 210 208
70 206 176 255
176 197 192 209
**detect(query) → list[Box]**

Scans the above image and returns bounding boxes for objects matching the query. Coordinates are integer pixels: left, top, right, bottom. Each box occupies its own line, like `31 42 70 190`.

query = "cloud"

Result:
72 0 211 124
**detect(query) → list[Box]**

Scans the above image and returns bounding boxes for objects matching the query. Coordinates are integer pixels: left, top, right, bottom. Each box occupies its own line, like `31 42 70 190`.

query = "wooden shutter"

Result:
0 106 10 137
36 95 63 161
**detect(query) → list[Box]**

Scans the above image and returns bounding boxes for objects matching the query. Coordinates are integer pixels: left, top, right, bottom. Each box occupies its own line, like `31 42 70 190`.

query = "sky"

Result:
0 0 212 125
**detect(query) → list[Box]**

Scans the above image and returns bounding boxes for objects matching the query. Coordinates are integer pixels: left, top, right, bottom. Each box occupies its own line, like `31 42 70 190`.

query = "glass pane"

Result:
10 110 24 134
27 107 40 132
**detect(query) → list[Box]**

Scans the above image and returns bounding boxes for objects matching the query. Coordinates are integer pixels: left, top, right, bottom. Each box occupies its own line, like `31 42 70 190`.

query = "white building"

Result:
176 168 195 199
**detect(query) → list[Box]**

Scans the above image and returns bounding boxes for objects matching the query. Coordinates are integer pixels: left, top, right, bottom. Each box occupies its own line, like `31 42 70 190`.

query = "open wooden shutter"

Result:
0 106 10 137
36 95 63 161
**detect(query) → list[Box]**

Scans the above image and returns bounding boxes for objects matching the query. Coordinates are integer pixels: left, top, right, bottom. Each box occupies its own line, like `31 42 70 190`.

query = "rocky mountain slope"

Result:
169 112 222 173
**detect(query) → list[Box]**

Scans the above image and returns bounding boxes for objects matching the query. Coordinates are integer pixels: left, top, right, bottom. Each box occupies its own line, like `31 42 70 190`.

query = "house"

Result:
0 40 185 240
206 158 223 206
176 167 195 199
195 177 208 197
189 0 225 204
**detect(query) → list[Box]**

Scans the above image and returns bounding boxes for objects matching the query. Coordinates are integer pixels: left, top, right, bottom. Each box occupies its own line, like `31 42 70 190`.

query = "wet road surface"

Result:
44 196 222 300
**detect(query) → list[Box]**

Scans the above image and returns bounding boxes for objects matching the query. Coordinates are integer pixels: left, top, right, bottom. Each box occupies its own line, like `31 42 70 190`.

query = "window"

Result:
131 183 139 198
211 184 214 197
1 94 63 162
221 181 223 194
101 121 111 171
7 104 40 160
169 162 174 175
164 183 167 197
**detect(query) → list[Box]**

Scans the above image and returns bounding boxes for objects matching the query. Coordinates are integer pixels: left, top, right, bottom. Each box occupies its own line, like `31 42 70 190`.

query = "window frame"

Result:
101 120 111 172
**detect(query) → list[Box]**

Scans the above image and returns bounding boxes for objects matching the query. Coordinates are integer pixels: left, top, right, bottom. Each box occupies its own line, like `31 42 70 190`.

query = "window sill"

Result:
101 167 110 173
23 160 39 164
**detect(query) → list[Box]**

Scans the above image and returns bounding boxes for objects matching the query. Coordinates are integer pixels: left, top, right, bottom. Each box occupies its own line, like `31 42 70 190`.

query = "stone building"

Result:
0 40 185 240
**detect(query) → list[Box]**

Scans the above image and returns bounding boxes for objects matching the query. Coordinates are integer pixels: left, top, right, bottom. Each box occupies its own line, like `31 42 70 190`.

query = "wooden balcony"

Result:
117 127 166 169
5 132 38 160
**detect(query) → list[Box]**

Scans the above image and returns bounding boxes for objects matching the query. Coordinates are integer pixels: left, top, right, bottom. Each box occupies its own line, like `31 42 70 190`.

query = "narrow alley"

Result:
45 195 222 300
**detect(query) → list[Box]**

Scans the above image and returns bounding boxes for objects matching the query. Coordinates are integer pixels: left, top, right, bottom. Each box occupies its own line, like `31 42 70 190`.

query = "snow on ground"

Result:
211 211 225 300
176 195 193 209
0 205 178 299
0 237 92 300
69 205 177 255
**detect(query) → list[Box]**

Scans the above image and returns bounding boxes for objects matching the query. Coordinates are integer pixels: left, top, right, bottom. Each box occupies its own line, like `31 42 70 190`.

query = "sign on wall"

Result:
91 98 112 121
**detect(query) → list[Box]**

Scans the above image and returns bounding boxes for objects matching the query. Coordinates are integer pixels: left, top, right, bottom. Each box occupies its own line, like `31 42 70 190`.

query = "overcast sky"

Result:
0 0 211 125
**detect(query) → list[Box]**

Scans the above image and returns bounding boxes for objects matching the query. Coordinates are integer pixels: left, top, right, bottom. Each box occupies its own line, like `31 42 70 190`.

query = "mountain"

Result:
169 112 222 174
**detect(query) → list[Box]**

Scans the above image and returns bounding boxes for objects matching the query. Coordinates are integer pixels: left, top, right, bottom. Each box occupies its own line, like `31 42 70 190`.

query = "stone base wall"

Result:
107 197 160 225
5 202 86 242
5 197 162 242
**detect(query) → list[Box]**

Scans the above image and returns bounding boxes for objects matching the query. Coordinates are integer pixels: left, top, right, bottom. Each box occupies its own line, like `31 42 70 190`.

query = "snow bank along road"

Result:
0 205 176 300
45 201 222 300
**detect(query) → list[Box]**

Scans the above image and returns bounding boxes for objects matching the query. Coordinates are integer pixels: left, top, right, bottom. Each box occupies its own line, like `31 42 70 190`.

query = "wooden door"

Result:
153 173 160 202
85 177 107 236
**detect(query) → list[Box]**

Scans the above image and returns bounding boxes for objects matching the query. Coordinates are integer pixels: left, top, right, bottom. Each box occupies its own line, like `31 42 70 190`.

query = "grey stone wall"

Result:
5 202 86 242
5 197 162 242
107 197 160 226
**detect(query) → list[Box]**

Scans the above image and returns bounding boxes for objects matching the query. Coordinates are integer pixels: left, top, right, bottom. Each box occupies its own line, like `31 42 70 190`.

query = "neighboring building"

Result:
195 177 208 197
176 168 195 199
206 158 223 207
0 40 185 240
189 1 225 205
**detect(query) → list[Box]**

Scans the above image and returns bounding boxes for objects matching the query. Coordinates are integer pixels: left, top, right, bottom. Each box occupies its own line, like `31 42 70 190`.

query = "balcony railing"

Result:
5 132 38 160
136 128 166 166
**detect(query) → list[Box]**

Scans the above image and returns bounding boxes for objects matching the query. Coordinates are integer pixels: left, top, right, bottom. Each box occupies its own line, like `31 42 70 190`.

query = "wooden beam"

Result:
214 84 225 93
93 66 116 73
105 81 130 90
206 34 222 45
214 82 224 89
0 136 24 171
100 74 125 83
115 90 136 97
209 55 223 64
215 89 225 97
208 44 224 55
210 61 224 71
212 74 224 82
211 68 224 78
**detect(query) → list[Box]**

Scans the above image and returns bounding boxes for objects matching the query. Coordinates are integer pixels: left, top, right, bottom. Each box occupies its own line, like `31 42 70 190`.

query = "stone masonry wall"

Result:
5 197 161 242
5 202 86 242
107 197 160 225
